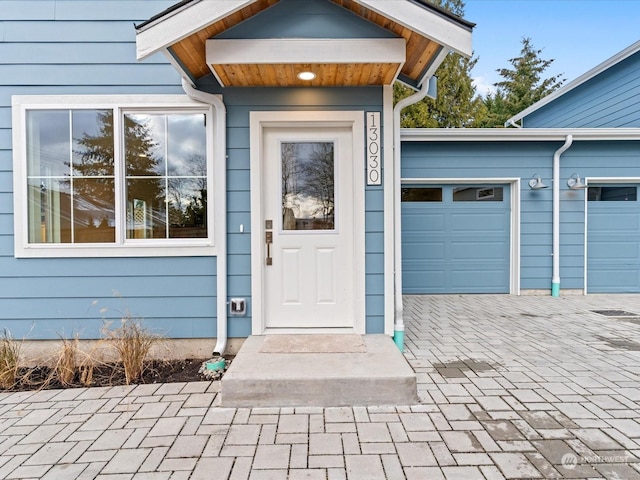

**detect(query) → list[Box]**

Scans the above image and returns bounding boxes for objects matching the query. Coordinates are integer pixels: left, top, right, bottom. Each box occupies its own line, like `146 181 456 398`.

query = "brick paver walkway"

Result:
1 295 639 479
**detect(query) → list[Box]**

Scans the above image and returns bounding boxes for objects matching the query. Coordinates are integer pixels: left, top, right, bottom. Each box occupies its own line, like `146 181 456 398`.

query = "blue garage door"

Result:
402 185 510 294
587 185 640 293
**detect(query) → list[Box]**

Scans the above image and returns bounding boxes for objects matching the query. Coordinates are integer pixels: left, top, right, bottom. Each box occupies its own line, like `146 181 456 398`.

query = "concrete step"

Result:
220 334 418 407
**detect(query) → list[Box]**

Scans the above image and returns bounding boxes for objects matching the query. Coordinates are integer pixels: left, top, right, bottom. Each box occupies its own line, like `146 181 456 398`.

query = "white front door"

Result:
250 112 365 334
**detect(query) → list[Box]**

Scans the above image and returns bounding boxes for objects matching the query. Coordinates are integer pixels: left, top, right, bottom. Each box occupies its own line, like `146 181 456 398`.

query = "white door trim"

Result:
250 111 366 334
400 177 521 295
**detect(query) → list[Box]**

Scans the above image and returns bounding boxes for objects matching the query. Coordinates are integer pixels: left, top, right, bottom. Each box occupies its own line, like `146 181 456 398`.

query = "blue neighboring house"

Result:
1 0 473 353
401 40 640 296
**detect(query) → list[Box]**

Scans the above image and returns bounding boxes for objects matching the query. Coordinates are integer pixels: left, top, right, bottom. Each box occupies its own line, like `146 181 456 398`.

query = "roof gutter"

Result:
181 79 228 355
401 128 640 142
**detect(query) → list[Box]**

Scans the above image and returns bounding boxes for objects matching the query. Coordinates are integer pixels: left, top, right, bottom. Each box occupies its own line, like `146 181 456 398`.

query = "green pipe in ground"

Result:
394 326 405 352
552 282 560 297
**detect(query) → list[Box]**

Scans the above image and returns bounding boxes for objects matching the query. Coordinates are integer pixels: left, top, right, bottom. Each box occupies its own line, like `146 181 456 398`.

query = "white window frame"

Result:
12 95 221 258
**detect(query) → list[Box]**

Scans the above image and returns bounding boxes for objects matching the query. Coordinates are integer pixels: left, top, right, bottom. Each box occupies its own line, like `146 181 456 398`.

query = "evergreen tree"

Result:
476 90 508 128
394 0 486 128
481 37 565 127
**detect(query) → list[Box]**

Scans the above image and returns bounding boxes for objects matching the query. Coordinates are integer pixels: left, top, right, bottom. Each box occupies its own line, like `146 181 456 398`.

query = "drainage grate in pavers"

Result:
591 309 640 318
432 359 499 378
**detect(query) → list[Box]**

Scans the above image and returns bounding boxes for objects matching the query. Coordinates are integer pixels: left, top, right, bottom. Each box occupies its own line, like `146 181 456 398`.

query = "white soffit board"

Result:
206 38 406 64
136 0 257 60
353 0 473 57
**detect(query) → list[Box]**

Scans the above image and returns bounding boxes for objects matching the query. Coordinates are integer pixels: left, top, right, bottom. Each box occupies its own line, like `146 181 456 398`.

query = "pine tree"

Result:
481 37 565 127
394 0 486 128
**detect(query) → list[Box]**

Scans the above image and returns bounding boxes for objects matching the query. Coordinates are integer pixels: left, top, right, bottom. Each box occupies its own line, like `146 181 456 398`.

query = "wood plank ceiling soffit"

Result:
158 0 466 87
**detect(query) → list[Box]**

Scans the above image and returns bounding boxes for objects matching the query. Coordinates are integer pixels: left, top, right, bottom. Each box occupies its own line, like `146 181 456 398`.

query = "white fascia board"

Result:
353 0 472 57
401 128 640 142
508 39 640 124
136 0 256 60
206 38 406 65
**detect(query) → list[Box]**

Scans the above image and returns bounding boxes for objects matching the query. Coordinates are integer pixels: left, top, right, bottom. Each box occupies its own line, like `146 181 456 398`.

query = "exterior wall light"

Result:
567 173 587 189
528 174 548 190
297 71 316 81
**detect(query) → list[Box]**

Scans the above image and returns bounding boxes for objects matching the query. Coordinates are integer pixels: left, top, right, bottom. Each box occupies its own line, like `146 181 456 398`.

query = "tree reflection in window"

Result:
281 142 335 231
124 113 207 239
26 109 208 244
27 109 116 244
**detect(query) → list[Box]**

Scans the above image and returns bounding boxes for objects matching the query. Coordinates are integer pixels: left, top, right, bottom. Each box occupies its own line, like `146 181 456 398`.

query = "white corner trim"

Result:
206 38 406 65
352 0 473 57
512 178 521 295
383 86 395 335
136 0 256 60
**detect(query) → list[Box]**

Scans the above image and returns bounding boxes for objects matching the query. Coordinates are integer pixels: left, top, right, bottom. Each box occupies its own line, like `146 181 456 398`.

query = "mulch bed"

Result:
2 357 232 392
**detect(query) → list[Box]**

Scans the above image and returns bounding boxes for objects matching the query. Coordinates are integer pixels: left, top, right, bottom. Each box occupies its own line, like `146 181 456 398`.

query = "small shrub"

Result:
54 336 78 386
104 317 160 385
79 356 95 387
0 330 21 390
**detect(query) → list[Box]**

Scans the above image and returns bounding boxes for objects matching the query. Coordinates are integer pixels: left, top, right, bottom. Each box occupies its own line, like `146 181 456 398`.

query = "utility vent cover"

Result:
592 309 640 317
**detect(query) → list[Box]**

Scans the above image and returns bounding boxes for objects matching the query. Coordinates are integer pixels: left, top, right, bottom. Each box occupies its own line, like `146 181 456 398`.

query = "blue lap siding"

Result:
0 1 218 340
1 1 388 340
200 86 386 336
401 140 640 292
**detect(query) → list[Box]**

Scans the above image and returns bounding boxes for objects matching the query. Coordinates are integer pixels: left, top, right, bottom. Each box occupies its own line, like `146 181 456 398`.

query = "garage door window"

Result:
401 187 442 202
453 186 503 202
588 186 637 202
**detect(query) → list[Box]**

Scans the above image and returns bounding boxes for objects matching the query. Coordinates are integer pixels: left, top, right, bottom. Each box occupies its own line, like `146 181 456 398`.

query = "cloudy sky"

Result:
464 0 640 96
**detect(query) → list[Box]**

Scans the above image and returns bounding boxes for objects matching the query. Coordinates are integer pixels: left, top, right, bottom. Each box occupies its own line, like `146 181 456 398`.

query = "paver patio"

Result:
1 294 639 479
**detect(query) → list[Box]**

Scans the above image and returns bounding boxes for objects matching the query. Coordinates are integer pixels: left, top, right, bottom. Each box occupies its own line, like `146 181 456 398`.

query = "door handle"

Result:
265 221 273 266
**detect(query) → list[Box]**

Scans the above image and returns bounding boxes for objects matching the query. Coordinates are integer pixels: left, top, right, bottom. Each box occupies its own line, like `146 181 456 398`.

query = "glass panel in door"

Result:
281 142 335 231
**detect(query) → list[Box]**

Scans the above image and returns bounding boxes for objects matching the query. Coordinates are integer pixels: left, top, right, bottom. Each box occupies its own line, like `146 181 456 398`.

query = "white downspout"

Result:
181 78 228 354
551 134 573 297
392 79 432 352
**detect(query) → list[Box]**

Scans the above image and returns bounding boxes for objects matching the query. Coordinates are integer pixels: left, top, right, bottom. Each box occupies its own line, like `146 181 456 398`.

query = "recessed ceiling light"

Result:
297 71 316 81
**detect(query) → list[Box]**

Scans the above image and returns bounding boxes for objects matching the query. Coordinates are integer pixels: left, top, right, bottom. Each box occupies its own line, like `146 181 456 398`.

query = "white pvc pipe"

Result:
392 79 440 350
391 50 450 351
551 134 573 297
392 82 429 349
181 78 228 354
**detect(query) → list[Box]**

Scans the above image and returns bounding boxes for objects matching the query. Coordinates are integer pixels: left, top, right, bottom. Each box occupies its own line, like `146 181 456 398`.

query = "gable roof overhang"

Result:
506 39 640 127
135 0 474 89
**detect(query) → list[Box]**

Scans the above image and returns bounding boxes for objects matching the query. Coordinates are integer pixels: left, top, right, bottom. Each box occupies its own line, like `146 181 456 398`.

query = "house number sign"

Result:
366 112 381 185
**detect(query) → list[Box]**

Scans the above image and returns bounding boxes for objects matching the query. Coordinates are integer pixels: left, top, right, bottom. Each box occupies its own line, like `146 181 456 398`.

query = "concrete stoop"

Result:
220 334 418 407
